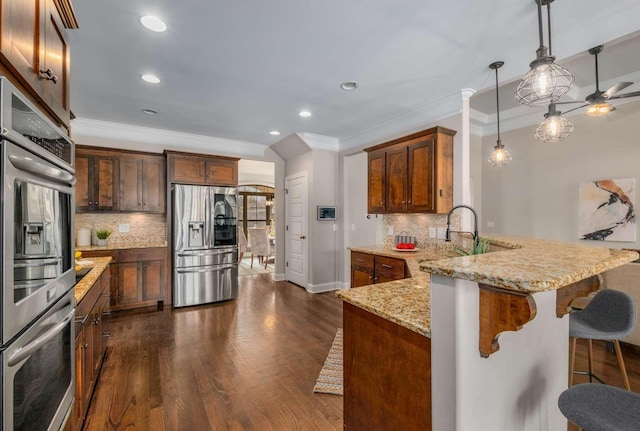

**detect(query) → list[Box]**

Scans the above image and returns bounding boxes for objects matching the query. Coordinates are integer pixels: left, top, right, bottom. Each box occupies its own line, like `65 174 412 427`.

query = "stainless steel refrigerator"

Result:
172 184 238 307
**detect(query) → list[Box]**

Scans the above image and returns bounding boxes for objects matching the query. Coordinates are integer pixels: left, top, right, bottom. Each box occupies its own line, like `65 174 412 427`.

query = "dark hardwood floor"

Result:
83 273 640 431
83 274 343 431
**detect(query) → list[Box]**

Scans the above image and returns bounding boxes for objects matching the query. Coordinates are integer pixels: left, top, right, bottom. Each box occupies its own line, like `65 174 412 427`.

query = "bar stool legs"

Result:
569 337 631 390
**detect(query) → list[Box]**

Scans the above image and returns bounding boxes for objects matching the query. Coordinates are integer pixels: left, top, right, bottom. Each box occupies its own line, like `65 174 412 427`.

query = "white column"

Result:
460 88 476 232
431 275 568 431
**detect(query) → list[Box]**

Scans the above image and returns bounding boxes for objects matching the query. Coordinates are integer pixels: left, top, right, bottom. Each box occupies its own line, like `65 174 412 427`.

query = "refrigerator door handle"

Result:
176 249 235 257
176 264 236 274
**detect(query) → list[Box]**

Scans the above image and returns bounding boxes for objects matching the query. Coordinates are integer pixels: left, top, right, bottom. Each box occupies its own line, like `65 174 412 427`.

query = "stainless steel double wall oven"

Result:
0 77 76 431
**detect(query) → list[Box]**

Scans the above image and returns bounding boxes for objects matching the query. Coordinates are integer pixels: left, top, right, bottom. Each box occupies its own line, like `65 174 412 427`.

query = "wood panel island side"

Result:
337 236 638 431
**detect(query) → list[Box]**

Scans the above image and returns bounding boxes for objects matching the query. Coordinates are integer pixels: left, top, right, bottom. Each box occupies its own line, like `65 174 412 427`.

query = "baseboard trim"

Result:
272 272 285 281
337 281 350 290
307 282 340 293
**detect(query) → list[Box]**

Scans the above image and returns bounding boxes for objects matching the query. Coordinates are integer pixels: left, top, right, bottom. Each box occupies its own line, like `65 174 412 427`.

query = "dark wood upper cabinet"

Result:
367 149 386 213
75 148 119 212
364 126 456 214
119 154 166 213
0 0 74 127
165 151 239 186
76 146 165 214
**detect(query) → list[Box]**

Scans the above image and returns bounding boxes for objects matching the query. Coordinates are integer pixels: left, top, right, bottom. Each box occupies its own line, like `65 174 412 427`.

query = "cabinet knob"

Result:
299 236 306 240
369 275 374 279
408 200 412 204
402 201 405 204
93 318 100 325
143 266 147 271
82 343 88 350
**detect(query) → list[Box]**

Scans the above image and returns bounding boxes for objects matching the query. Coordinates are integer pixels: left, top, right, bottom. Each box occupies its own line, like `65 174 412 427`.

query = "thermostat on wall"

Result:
317 206 337 221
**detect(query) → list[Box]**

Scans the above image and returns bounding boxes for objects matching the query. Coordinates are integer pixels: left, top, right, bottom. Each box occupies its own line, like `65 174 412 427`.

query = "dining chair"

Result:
237 227 248 263
248 227 271 269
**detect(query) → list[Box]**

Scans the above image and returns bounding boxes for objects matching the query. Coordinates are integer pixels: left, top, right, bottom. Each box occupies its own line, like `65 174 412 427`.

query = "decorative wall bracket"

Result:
478 284 537 358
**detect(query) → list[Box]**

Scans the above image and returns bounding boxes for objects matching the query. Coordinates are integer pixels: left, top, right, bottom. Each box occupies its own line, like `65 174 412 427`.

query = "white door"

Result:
285 172 308 288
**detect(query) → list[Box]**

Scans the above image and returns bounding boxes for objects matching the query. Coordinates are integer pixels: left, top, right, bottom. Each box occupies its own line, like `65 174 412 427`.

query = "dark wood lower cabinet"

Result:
80 247 168 310
350 251 406 288
67 266 111 431
343 302 431 431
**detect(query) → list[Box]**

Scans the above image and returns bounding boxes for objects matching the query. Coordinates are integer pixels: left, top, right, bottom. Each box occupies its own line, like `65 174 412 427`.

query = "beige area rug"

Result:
313 329 343 395
238 257 273 276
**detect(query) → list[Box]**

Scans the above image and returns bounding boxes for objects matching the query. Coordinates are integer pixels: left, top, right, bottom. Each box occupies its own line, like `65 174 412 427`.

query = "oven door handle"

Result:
8 153 76 186
8 308 75 366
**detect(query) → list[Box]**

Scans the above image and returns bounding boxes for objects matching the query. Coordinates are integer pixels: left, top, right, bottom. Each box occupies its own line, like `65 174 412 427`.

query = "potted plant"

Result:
454 237 491 256
95 229 112 246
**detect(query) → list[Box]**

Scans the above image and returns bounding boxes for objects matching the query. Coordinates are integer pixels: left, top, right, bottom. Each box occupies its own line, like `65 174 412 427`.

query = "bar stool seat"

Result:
569 289 636 390
558 383 640 431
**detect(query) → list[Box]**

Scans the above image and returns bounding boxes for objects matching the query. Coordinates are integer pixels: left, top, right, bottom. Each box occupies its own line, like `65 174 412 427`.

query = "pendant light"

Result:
515 0 573 107
535 103 574 142
488 61 512 167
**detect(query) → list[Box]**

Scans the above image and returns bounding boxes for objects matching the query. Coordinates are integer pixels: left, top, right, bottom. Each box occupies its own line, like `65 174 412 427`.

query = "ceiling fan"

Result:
556 44 640 116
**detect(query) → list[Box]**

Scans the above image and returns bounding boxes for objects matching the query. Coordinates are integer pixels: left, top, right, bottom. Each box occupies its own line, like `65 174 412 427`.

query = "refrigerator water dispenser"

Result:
188 221 205 247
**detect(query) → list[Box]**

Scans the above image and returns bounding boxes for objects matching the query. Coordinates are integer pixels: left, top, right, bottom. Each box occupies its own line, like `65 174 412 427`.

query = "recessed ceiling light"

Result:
141 74 160 84
340 81 359 91
140 15 167 32
141 109 158 115
269 130 281 136
299 110 312 118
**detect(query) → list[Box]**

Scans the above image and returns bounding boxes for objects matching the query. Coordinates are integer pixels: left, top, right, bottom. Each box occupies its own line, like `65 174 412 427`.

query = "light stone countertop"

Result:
76 241 168 252
419 235 639 292
74 257 111 303
337 236 639 338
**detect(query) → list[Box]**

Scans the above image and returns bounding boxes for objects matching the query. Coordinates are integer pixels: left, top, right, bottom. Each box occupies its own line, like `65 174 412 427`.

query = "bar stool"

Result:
558 383 640 431
568 289 636 390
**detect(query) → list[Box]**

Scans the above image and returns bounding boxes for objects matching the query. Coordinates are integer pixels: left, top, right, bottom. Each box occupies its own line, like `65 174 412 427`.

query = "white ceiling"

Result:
68 0 640 154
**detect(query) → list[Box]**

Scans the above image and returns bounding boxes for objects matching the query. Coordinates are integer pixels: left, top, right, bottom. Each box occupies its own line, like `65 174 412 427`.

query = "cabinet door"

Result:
119 156 142 211
41 0 70 125
408 136 435 212
72 331 85 431
141 259 165 301
75 152 91 211
170 156 206 184
205 158 237 186
141 156 166 212
386 146 408 213
94 155 119 211
0 0 44 100
118 262 142 305
81 315 95 412
367 149 386 213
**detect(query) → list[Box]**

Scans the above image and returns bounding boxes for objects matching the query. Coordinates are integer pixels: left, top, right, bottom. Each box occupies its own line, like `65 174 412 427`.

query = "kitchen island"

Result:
337 236 638 431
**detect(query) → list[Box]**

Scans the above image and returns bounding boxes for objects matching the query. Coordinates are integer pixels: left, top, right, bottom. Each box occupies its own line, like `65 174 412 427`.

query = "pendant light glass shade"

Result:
535 103 574 142
585 101 615 117
488 141 512 166
515 0 573 107
488 61 511 167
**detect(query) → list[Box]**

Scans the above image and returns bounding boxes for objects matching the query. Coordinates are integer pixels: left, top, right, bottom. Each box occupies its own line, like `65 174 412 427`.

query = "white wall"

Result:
482 98 640 249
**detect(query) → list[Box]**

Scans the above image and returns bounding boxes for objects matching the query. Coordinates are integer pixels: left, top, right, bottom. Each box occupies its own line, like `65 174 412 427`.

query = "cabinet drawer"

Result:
351 252 374 271
375 256 405 278
118 247 167 263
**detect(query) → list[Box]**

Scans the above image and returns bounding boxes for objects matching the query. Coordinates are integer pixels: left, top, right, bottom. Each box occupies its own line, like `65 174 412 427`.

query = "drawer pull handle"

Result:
39 68 58 83
381 264 393 269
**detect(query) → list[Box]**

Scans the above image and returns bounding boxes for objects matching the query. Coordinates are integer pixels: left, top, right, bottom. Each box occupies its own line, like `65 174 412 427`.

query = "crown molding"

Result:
71 118 266 158
298 132 339 152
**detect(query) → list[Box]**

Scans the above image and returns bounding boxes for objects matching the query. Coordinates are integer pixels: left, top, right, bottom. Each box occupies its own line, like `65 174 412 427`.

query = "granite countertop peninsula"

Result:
337 244 457 337
76 240 168 252
419 235 639 292
338 236 639 338
74 257 112 303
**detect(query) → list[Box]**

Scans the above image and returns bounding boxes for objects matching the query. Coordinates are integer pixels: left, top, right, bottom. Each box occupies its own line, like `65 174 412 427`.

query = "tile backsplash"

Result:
383 213 461 249
75 213 167 246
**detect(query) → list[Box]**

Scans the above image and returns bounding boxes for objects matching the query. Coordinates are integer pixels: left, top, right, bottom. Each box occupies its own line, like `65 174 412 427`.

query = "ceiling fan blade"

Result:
604 82 633 98
561 104 590 115
609 90 640 100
